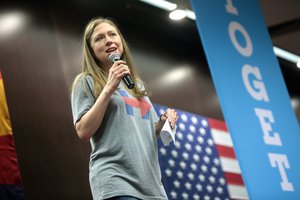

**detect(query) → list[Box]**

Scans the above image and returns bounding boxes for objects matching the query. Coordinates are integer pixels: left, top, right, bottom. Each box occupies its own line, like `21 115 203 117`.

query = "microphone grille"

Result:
108 53 121 62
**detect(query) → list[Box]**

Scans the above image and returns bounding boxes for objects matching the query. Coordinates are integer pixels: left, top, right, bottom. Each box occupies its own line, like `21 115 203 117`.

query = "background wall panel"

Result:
0 1 298 199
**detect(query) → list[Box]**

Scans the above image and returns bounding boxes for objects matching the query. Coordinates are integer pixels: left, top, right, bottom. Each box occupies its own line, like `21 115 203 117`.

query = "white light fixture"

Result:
169 9 187 20
185 9 196 20
139 0 300 68
273 46 300 68
138 0 177 11
161 67 192 84
0 11 27 38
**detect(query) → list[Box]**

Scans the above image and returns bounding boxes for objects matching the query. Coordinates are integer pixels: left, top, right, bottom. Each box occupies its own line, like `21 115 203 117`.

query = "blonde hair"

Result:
72 17 147 99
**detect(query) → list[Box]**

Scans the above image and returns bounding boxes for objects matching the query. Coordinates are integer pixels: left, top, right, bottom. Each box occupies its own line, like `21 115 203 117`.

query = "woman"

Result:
71 17 178 200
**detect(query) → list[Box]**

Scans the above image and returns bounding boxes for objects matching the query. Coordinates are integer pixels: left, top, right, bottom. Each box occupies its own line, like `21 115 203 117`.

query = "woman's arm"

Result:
75 85 114 141
75 60 130 141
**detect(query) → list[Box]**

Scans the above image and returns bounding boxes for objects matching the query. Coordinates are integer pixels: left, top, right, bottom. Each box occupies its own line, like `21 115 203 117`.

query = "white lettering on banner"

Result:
228 22 253 57
225 0 294 191
255 108 282 146
225 0 238 15
268 153 294 191
242 65 269 102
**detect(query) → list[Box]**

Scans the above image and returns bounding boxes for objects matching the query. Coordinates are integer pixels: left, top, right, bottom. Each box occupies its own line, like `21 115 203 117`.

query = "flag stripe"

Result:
208 118 228 131
0 71 12 137
224 172 244 185
227 184 249 199
219 157 241 174
211 128 233 147
0 135 22 185
215 144 236 159
209 117 249 199
0 184 23 199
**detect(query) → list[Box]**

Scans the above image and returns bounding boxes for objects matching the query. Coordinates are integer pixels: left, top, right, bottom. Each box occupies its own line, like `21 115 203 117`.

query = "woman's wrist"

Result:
159 113 167 122
103 84 115 96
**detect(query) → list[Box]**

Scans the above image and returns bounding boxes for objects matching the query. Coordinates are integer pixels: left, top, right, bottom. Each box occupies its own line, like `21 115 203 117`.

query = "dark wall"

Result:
0 3 212 199
0 1 299 200
0 4 93 200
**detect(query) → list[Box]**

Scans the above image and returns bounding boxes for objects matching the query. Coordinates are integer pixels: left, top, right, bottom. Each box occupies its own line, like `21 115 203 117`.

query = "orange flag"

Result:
0 70 23 199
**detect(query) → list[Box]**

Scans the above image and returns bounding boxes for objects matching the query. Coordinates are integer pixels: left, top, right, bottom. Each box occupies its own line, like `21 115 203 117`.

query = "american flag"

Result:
154 104 249 200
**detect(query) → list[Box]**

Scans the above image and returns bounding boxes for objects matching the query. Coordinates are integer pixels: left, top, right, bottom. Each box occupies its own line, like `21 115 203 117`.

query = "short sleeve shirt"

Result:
71 75 168 200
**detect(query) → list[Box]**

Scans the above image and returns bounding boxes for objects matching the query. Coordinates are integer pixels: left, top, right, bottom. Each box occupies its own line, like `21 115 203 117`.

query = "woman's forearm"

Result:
75 85 114 141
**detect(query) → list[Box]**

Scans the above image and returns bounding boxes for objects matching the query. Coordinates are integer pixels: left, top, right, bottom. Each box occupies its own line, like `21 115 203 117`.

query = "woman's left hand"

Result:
160 108 178 129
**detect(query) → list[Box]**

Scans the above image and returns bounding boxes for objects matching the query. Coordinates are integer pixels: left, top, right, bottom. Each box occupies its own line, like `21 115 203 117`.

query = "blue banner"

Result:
190 0 300 199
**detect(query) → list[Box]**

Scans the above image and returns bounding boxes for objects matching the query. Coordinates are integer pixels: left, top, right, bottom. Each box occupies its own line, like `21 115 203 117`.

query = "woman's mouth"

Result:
106 47 117 54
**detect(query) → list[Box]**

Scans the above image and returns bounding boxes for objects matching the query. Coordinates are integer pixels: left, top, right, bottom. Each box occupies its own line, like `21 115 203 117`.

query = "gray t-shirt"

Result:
71 75 168 200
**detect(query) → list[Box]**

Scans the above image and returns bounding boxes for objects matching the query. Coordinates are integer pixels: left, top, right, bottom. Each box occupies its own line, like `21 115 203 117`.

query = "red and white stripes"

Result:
209 118 249 200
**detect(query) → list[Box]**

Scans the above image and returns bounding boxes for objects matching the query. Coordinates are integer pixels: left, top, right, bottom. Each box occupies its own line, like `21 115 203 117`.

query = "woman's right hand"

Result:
76 60 131 141
106 60 131 91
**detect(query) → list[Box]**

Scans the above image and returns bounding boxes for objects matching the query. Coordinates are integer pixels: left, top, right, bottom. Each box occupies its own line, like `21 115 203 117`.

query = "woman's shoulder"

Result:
75 73 94 84
72 73 94 91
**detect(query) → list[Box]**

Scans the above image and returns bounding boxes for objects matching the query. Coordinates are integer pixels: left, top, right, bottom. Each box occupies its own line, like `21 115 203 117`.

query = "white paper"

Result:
160 119 177 146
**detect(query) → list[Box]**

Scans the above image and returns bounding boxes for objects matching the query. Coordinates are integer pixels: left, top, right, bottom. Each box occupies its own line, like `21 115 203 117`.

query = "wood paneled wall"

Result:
0 1 298 200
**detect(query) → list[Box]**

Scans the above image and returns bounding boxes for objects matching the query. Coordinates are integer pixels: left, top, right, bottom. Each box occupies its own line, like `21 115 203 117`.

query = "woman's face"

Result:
90 22 124 71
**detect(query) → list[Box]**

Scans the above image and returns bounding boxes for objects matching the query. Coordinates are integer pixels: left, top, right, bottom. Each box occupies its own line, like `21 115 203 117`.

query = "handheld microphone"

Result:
108 53 135 89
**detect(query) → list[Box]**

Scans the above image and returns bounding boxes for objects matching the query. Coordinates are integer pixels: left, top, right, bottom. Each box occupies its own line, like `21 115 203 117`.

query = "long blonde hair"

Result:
72 17 147 99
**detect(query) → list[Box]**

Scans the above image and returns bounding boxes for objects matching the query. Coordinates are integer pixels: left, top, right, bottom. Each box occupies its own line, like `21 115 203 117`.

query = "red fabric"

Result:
224 172 245 186
215 144 237 159
208 117 228 131
0 135 22 185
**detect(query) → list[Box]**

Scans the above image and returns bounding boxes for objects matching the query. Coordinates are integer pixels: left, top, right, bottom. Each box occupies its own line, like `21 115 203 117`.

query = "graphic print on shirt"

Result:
119 90 151 120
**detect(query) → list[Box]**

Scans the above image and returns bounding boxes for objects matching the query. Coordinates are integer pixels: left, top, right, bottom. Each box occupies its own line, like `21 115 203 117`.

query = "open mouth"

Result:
106 47 117 54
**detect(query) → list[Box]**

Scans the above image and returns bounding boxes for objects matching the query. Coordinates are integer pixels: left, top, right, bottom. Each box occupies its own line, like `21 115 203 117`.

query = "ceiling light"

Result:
273 46 300 68
161 67 192 84
139 0 300 68
0 11 27 38
138 0 177 11
169 9 187 20
186 9 196 20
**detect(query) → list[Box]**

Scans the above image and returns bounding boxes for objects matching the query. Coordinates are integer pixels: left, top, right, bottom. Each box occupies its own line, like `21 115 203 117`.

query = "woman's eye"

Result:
95 36 104 41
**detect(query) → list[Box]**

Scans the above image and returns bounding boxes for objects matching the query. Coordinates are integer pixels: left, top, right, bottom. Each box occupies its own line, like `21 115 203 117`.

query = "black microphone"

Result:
108 53 135 89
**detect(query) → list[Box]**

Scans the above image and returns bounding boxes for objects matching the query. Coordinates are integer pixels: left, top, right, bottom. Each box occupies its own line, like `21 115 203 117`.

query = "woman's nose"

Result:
105 37 113 46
